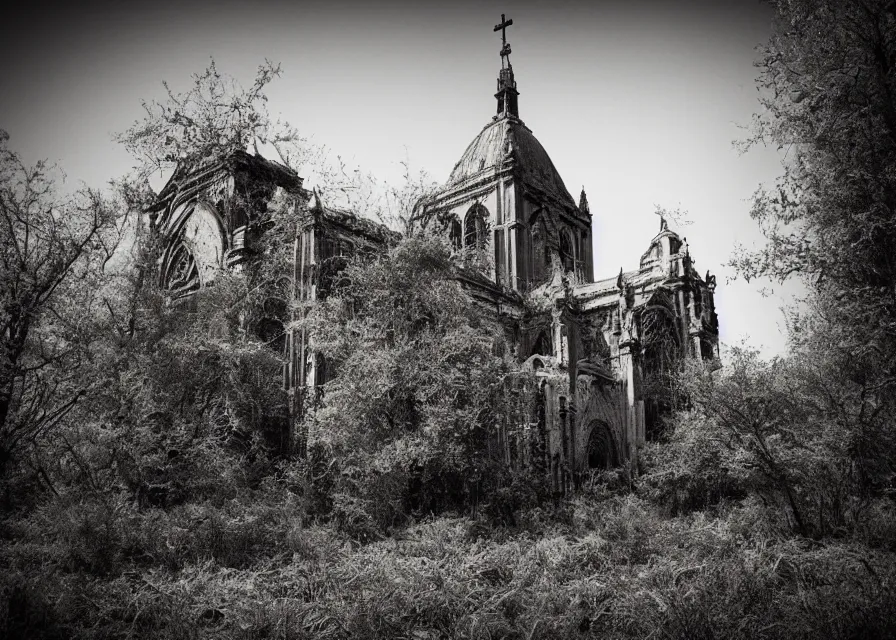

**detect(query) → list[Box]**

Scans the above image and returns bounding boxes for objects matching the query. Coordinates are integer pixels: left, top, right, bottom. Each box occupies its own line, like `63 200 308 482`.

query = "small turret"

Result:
579 187 590 216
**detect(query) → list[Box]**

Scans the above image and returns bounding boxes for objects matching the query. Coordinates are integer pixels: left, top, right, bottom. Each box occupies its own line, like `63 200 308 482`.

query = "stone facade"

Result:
149 157 398 456
152 35 719 489
149 150 305 298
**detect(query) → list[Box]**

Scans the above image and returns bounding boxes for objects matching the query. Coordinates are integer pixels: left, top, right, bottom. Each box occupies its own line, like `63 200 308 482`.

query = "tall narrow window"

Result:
560 230 574 272
449 217 462 249
530 218 546 284
463 204 488 248
464 210 479 247
495 229 505 284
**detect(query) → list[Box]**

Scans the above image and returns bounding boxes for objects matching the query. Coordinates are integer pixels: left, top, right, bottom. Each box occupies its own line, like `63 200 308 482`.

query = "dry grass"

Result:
3 487 895 639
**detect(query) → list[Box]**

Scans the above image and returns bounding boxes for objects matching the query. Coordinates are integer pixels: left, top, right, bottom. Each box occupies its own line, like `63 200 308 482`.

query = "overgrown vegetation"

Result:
299 233 518 532
3 1 896 636
5 486 896 639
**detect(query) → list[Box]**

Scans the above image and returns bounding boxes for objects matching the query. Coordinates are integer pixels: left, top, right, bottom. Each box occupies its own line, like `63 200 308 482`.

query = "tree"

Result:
650 346 864 536
0 131 127 480
735 0 896 291
298 233 515 532
116 58 303 180
734 0 896 495
76 59 315 503
106 59 473 522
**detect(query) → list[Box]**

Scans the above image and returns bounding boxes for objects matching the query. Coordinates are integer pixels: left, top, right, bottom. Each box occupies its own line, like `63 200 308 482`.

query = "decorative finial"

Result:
616 267 624 291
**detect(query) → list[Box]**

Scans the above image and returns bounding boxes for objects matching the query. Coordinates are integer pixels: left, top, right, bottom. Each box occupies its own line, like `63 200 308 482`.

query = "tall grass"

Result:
3 483 895 639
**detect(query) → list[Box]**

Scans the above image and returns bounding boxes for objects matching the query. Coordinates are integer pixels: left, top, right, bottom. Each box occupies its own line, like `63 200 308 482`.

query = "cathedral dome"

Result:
448 117 577 209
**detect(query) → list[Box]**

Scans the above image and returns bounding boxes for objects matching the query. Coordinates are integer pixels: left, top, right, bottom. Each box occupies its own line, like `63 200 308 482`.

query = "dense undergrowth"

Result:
3 461 896 640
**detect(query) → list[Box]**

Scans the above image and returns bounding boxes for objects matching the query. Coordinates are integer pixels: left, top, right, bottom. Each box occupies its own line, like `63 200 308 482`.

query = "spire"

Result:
579 187 590 215
493 14 519 119
308 187 324 214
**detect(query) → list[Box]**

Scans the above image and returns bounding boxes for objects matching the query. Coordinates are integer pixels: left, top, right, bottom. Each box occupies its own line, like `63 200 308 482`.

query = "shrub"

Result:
639 418 747 516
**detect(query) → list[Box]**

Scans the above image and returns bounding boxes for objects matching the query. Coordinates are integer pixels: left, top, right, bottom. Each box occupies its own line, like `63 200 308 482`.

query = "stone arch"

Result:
586 420 619 470
529 329 551 358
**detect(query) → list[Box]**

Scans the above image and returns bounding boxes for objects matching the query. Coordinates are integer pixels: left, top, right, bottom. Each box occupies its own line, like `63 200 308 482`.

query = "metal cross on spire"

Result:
494 13 513 45
494 13 513 68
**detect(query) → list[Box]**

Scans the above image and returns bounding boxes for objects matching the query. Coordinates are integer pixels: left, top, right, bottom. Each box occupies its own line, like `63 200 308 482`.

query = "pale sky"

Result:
0 0 805 358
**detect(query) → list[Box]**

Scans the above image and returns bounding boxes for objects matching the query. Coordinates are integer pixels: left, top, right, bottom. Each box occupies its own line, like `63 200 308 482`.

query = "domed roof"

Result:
448 116 576 209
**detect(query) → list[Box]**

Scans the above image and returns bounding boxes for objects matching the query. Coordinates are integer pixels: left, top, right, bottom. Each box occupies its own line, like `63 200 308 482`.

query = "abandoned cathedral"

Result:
149 16 720 491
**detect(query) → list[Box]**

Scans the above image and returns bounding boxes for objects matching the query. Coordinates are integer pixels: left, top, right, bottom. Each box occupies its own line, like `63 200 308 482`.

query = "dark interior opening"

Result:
587 421 618 470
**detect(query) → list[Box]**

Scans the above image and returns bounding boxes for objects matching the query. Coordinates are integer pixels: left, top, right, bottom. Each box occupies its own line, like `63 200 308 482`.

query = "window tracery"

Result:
164 242 200 294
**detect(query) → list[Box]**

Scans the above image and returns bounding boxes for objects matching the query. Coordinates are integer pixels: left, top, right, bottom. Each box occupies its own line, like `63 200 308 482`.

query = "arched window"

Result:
163 201 226 295
640 292 683 441
529 218 547 284
163 242 200 294
530 330 551 357
464 205 488 248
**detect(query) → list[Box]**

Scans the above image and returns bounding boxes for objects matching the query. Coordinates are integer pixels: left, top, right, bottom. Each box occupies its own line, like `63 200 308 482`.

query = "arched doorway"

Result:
586 421 619 470
530 330 551 358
